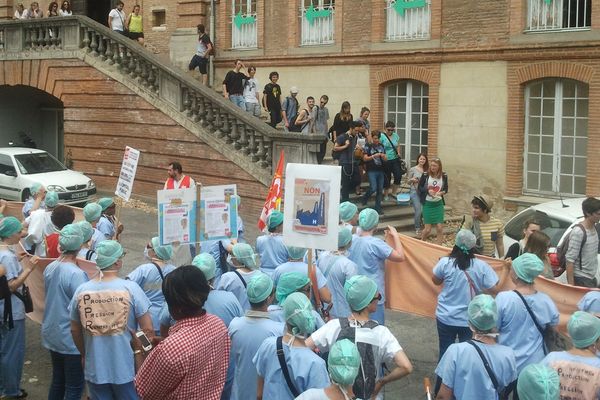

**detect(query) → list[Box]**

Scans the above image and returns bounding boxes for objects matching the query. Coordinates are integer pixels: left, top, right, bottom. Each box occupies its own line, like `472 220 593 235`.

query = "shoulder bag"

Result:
14 284 33 313
233 270 247 288
381 131 407 174
467 340 512 400
276 336 301 397
151 262 165 280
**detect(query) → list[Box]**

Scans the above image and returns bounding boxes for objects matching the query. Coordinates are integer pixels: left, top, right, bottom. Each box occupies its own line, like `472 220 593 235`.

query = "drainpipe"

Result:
209 0 215 87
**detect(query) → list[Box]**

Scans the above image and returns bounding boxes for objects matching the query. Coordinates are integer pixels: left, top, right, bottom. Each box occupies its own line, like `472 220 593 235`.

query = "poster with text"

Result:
115 146 140 201
200 184 238 241
283 164 340 251
157 187 197 246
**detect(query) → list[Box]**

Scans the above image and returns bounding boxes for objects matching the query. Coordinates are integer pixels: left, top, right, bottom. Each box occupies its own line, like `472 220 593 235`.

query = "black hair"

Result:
169 161 183 174
371 130 382 139
582 197 600 217
320 95 329 101
471 197 490 214
522 218 541 231
307 96 315 102
449 245 476 270
51 205 75 230
163 265 210 319
197 24 205 33
269 71 279 80
248 66 256 73
349 120 362 129
385 120 395 129
116 0 124 5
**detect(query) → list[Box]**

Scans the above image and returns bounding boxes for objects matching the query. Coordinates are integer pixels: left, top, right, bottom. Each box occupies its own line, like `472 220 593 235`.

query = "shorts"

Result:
189 54 208 74
128 31 144 40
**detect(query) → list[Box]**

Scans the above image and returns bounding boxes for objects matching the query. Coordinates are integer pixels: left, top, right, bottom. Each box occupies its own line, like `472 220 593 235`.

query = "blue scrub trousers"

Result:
87 381 138 400
370 303 385 325
48 351 85 400
0 319 26 397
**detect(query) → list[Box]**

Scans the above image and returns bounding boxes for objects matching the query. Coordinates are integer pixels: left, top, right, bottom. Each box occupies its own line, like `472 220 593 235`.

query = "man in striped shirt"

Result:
464 194 505 258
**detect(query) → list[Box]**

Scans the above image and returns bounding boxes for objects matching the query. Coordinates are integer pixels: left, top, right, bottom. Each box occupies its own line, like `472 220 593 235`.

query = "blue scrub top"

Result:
97 215 115 240
229 316 284 400
273 261 327 289
433 257 498 327
317 252 357 319
200 239 231 285
348 235 393 305
0 249 26 321
496 290 559 373
578 291 600 314
256 234 288 276
90 228 106 251
217 269 261 311
268 305 325 330
436 341 517 400
42 260 89 354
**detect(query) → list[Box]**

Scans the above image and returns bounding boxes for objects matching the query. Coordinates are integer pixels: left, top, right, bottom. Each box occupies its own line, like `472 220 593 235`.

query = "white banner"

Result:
115 146 140 201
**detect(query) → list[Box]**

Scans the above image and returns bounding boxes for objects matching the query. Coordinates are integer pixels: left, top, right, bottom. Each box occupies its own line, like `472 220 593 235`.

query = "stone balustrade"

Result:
0 16 324 186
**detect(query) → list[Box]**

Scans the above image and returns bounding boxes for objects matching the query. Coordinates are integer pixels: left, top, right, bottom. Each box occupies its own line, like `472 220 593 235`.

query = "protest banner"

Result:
282 163 341 251
258 150 284 231
157 187 197 246
200 184 238 241
115 146 140 202
3 201 84 222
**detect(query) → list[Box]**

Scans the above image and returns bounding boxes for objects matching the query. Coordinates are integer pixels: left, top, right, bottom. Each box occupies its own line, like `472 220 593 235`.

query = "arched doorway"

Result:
71 0 113 26
0 85 64 161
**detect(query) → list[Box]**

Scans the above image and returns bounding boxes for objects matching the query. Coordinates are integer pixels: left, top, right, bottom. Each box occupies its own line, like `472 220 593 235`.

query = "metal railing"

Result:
385 0 431 41
300 4 335 46
526 0 591 32
231 11 258 49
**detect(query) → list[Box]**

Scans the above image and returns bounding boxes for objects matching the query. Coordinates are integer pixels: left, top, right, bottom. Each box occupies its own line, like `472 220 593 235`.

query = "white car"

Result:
0 147 96 205
503 197 600 281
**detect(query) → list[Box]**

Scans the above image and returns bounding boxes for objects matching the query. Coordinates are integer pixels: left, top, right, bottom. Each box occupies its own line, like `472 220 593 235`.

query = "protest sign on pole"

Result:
258 150 284 231
157 187 197 245
115 146 140 201
200 184 238 241
282 163 341 251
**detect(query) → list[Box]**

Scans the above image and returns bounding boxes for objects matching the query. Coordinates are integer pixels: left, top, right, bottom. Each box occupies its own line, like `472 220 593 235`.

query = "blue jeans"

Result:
436 318 472 361
48 351 85 400
410 188 422 230
364 170 384 211
229 95 245 110
0 319 25 397
87 381 138 400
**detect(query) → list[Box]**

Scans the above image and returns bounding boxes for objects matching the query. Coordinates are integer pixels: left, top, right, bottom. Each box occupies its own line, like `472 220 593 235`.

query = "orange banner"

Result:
385 235 596 332
3 202 85 222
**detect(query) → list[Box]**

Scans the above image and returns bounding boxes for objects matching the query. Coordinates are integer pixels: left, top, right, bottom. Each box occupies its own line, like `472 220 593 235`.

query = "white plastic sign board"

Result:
157 187 197 246
200 184 238 241
115 146 140 201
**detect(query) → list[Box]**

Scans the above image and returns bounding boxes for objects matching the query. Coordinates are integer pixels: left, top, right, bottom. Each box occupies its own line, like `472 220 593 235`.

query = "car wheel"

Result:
21 189 30 202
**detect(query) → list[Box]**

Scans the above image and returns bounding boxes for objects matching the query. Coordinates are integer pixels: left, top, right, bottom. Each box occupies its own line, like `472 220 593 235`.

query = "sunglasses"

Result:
371 293 382 303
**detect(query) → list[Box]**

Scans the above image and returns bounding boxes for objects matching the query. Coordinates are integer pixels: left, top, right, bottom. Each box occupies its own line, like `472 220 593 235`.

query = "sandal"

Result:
4 389 28 399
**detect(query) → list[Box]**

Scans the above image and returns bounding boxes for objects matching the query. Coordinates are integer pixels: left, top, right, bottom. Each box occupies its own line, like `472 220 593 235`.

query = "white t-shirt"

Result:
295 388 330 399
109 9 125 31
425 175 444 202
243 77 260 104
59 9 72 16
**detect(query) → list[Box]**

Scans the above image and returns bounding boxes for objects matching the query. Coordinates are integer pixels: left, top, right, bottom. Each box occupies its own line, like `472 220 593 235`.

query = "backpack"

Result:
200 33 214 56
556 223 586 273
336 318 379 399
294 109 310 132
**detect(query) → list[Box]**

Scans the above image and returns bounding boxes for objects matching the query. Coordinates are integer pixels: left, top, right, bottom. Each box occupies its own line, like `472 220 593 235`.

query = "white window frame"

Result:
385 0 431 41
384 80 429 164
526 0 590 32
300 0 335 46
231 0 258 49
524 79 588 196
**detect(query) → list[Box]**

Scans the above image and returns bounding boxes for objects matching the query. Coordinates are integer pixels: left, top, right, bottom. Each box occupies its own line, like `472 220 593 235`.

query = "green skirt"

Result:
423 200 445 224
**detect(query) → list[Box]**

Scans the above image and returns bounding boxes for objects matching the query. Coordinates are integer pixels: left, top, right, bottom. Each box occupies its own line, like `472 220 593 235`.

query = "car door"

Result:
0 153 22 200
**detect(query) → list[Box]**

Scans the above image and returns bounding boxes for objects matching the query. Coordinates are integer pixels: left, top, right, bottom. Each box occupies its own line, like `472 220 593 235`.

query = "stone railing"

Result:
0 16 324 185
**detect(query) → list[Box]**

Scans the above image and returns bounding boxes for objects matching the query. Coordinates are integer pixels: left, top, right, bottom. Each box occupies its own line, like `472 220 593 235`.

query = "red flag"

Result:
258 150 284 231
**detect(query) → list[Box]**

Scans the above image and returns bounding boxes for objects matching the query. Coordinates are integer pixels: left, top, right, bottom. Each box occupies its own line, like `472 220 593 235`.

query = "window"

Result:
0 154 16 176
152 9 166 27
300 0 335 46
524 79 588 196
384 80 428 164
526 0 590 31
385 0 431 41
231 0 257 49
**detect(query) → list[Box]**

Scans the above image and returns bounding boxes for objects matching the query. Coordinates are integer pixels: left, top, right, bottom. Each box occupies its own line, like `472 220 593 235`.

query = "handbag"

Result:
353 146 364 160
381 131 407 175
14 284 33 314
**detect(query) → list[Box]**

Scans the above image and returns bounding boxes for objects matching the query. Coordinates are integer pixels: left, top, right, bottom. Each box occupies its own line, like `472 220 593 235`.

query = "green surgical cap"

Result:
0 217 22 239
568 311 600 349
339 202 358 223
247 273 274 304
344 275 378 312
267 210 283 230
95 240 124 269
150 236 173 261
358 208 379 231
83 203 102 223
192 253 217 281
77 221 94 243
338 228 352 249
455 229 477 251
45 191 59 208
276 272 310 304
98 197 114 211
286 246 307 260
328 339 361 386
468 294 498 332
517 364 560 400
512 253 544 284
232 243 258 270
283 292 316 336
30 183 43 195
59 223 84 252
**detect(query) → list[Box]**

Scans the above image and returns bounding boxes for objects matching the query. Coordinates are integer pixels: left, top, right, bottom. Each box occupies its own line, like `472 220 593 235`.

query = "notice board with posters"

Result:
157 187 197 246
199 184 238 241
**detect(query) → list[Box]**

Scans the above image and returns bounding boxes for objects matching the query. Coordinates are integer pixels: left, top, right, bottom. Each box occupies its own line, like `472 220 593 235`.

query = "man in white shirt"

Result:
108 1 127 35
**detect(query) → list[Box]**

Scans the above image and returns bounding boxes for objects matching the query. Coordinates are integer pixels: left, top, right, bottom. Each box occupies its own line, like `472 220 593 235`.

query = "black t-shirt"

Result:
363 143 386 171
263 83 282 110
332 113 354 136
336 132 357 165
223 71 246 95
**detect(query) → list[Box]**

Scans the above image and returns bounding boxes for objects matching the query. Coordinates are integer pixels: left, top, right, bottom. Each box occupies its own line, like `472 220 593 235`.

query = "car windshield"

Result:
504 208 573 247
14 152 67 175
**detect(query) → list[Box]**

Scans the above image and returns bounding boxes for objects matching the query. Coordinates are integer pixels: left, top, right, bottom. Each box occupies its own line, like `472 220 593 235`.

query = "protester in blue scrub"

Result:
432 230 508 362
516 364 559 400
96 198 123 241
273 245 331 305
348 208 405 324
496 253 559 375
217 243 262 310
199 237 234 286
42 224 88 400
232 195 245 243
83 202 105 251
76 221 98 262
0 217 40 400
268 272 325 330
229 273 284 400
578 290 600 315
339 201 358 233
317 228 357 319
22 182 46 219
296 339 362 400
69 240 153 400
541 311 600 399
306 275 413 400
127 237 176 335
256 210 288 277
253 292 330 399
436 294 517 400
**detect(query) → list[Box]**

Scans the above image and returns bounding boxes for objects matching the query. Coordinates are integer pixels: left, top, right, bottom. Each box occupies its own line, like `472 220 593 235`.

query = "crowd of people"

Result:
13 1 72 19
